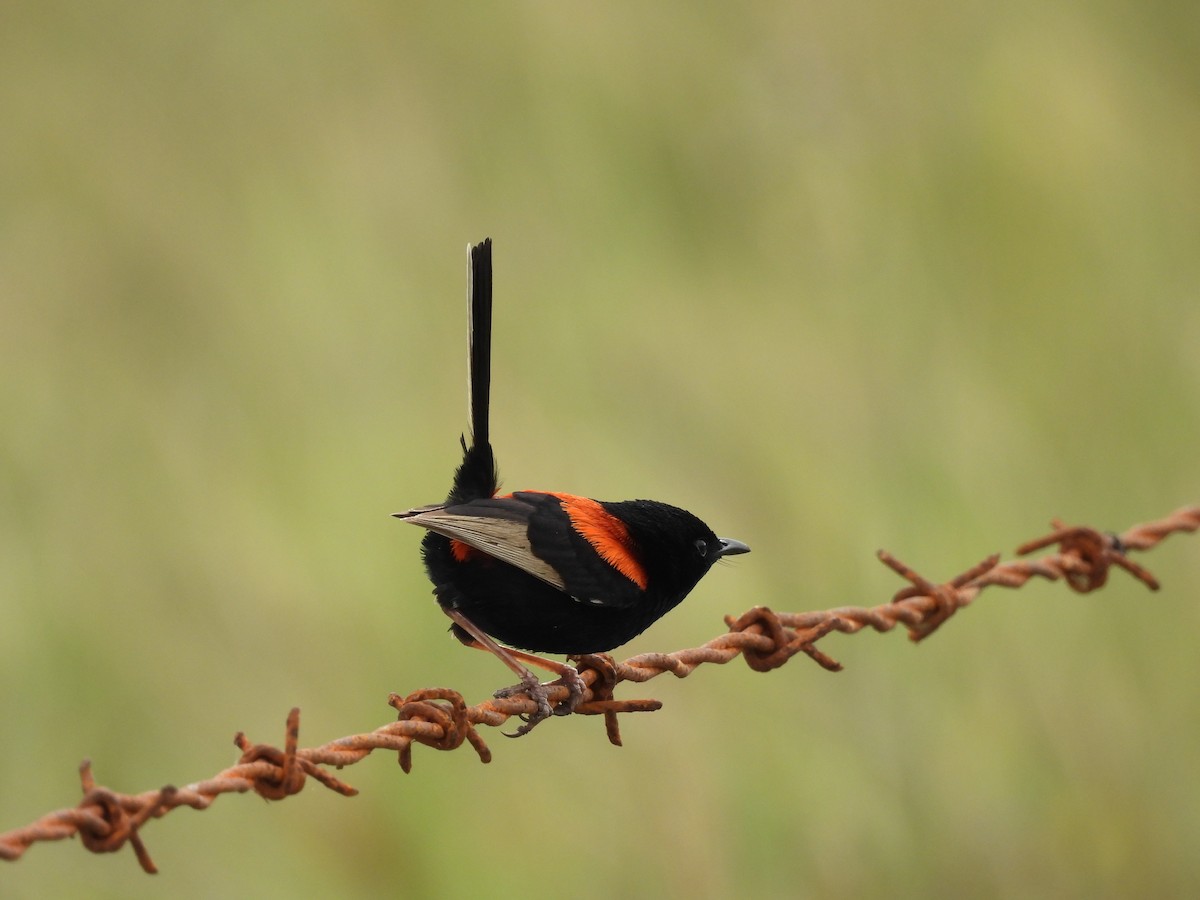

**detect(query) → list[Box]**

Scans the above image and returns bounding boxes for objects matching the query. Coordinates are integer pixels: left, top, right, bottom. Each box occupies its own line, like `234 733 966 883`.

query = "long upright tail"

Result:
446 238 498 504
468 238 492 448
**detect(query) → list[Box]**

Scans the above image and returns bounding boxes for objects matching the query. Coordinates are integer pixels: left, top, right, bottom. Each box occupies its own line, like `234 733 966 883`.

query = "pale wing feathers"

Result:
401 509 568 592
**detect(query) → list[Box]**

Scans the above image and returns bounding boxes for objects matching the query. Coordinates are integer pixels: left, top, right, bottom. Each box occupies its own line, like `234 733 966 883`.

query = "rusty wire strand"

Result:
2 504 1197 873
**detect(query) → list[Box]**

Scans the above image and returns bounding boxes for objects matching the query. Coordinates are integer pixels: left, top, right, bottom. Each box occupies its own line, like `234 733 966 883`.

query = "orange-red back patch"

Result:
450 538 477 562
540 492 648 590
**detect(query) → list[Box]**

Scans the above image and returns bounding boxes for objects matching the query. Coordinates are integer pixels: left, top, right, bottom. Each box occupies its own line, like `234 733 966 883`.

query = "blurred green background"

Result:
3 2 1198 897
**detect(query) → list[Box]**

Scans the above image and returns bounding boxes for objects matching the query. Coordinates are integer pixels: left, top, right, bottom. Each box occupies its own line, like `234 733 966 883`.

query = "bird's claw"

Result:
494 673 552 732
551 665 586 716
495 666 586 737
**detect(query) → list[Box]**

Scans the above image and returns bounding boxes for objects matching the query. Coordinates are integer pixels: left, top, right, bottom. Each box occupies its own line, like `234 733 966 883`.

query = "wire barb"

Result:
1 504 1196 872
75 760 176 874
1013 520 1162 591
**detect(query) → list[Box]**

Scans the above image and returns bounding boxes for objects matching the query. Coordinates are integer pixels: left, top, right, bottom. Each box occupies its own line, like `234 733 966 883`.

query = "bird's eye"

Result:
694 538 708 557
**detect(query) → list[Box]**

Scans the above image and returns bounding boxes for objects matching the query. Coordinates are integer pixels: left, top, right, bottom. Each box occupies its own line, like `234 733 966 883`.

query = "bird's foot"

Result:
494 665 586 737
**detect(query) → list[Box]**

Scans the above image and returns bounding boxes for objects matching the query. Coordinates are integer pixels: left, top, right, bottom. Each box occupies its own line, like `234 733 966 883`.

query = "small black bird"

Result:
395 239 749 733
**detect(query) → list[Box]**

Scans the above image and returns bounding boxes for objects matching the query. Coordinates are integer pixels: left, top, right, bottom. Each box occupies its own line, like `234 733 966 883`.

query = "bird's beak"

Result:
717 537 751 557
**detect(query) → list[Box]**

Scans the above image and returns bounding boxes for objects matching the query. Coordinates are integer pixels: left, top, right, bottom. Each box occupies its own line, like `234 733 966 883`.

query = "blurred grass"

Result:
2 1 1198 897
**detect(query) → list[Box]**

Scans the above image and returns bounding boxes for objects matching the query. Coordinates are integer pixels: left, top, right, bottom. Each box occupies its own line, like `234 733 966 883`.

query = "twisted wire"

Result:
2 504 1196 873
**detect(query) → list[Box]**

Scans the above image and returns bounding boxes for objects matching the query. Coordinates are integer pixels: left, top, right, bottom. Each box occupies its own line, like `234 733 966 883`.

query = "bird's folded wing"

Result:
398 503 569 592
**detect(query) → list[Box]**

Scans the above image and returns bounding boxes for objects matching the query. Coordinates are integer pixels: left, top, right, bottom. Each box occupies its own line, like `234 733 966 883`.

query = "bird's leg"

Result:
492 646 587 719
443 608 585 736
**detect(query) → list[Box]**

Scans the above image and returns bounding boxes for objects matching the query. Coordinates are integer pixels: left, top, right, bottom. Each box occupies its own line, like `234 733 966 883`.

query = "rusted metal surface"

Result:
1 504 1196 873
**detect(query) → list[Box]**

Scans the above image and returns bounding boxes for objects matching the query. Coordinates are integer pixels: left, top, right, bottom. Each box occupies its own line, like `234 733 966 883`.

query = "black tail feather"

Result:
468 238 492 448
446 238 498 504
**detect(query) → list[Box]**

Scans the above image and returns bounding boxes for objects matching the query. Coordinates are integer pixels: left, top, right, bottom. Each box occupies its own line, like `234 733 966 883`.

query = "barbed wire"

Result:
2 504 1197 873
